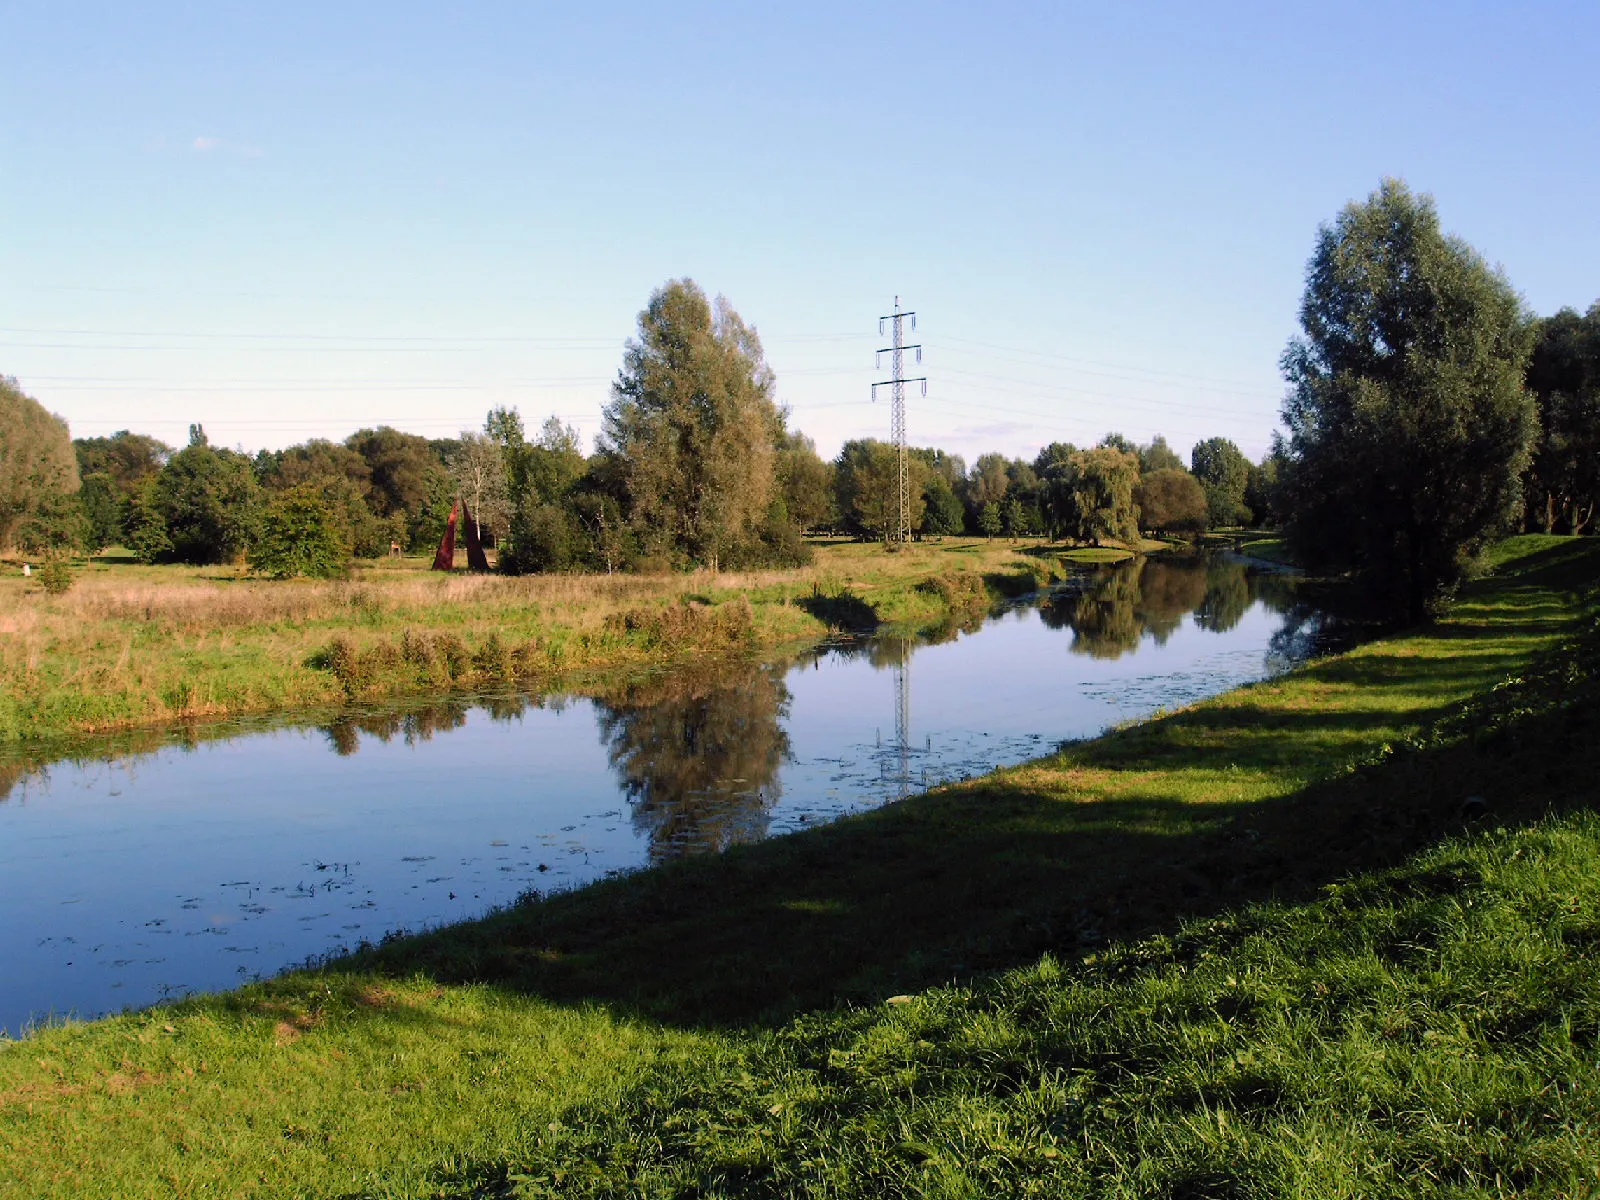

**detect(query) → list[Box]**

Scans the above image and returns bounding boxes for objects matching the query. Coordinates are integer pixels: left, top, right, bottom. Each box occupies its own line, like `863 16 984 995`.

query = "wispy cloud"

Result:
192 135 222 152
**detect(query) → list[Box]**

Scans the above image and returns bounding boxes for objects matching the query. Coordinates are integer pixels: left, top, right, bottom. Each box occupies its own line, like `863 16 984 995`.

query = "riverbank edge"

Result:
4 534 1595 1199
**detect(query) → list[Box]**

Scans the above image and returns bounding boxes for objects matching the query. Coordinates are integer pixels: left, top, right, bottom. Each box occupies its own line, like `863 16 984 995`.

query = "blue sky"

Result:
4 2 1597 466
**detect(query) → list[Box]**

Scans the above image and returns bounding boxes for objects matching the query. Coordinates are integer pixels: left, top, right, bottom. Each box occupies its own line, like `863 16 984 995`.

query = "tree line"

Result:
4 192 1597 620
0 279 1283 577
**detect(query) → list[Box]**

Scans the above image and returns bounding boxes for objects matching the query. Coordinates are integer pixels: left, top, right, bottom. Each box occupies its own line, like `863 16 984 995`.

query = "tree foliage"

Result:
251 486 350 578
1135 467 1208 536
921 473 965 537
835 439 927 543
1138 435 1184 474
448 432 509 546
153 432 263 564
1523 303 1600 535
74 429 170 549
978 500 1002 539
1279 179 1538 621
776 432 834 533
1190 437 1252 528
1 377 79 550
1056 447 1141 546
345 426 439 523
602 280 791 569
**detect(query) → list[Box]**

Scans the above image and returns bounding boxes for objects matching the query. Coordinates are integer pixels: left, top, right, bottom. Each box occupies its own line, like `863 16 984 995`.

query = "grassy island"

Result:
1 535 1597 1198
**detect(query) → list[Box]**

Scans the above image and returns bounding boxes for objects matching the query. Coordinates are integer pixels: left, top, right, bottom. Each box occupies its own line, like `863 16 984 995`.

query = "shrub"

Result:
473 632 511 682
37 559 73 595
251 486 349 579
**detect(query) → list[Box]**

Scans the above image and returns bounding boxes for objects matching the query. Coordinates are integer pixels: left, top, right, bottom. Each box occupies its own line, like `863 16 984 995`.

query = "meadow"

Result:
1 535 1595 1198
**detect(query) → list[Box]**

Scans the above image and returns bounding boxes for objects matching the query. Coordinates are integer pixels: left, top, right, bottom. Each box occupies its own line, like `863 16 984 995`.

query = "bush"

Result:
37 559 73 595
251 487 349 579
500 501 577 575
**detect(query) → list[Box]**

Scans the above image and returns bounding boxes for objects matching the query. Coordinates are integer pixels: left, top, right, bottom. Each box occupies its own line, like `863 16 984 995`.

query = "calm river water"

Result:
0 556 1316 1034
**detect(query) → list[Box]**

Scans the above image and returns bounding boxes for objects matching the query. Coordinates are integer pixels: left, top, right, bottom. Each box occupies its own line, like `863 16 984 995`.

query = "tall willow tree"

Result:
1280 179 1537 622
602 280 786 570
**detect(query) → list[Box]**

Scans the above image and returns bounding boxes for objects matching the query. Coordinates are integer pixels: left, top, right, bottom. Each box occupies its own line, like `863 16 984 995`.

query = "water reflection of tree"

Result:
323 701 475 756
1194 560 1252 633
1062 565 1145 658
1135 559 1209 644
594 662 791 862
1040 556 1260 659
0 756 35 803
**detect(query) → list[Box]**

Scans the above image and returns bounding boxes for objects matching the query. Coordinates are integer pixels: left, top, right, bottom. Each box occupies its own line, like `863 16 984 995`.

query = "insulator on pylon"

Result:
915 346 922 363
921 380 928 396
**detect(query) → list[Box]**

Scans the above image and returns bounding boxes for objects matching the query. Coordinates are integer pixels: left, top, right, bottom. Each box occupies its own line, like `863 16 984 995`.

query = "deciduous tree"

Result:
1061 447 1141 546
153 431 262 564
1135 467 1208 536
602 279 787 569
836 439 927 543
1524 303 1600 534
776 431 834 533
251 486 349 578
1190 437 1252 528
1279 179 1537 621
1 377 79 550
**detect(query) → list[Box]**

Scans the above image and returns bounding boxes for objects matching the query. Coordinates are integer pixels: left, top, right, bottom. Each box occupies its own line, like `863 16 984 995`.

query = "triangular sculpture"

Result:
459 499 491 572
431 499 459 571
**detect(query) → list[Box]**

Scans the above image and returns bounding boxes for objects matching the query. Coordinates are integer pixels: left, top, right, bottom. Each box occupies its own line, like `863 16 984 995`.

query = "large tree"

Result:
151 427 262 564
259 439 395 558
1523 302 1600 534
1055 447 1141 546
602 280 786 569
834 439 927 543
448 431 509 547
74 430 170 492
1137 435 1184 474
1279 179 1538 622
345 426 439 520
775 431 834 533
1135 467 1208 536
1 377 79 550
74 429 171 551
1190 436 1252 527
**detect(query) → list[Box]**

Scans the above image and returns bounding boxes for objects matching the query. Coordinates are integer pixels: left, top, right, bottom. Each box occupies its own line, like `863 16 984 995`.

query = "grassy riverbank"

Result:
2 535 1597 1198
0 538 1065 742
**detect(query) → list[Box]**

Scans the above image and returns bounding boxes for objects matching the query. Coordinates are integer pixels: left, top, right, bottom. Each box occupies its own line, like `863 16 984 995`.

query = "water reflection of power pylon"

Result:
873 635 920 800
894 652 911 799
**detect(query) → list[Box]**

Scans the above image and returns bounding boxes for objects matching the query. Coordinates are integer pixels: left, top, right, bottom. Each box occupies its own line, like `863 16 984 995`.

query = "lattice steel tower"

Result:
872 297 926 545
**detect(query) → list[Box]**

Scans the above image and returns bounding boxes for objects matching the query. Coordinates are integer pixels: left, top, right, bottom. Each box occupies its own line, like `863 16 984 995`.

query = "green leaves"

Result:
1280 179 1538 622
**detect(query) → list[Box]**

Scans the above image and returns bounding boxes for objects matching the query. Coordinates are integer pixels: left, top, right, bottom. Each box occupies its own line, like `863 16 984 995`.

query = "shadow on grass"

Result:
344 541 1600 1032
981 569 1045 599
794 591 880 633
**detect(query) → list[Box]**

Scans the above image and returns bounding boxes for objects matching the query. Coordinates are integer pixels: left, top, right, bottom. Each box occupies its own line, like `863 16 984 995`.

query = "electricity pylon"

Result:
872 297 926 546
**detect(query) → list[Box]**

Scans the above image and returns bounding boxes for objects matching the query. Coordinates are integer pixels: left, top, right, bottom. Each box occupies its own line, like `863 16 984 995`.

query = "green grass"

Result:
1232 532 1298 567
2 535 1598 1198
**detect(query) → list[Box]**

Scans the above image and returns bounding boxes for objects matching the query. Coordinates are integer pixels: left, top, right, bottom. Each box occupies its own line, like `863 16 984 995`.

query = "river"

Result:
0 555 1322 1035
